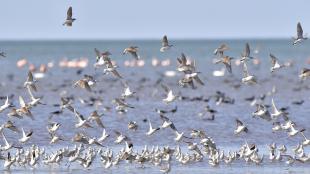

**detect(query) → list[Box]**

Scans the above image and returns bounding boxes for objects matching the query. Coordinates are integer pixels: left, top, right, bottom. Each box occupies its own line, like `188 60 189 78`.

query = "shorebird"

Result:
146 119 160 136
113 98 134 111
299 68 310 80
63 6 76 27
74 78 92 92
214 56 234 73
123 46 140 60
49 133 63 144
159 114 173 128
7 108 23 119
241 62 257 85
73 109 93 128
60 97 74 112
270 54 285 72
293 22 307 45
270 98 282 119
0 51 6 58
234 119 248 135
17 96 33 120
103 59 123 78
1 133 13 151
214 44 229 57
3 120 20 133
121 81 136 98
24 71 37 92
288 123 300 137
272 122 282 132
128 121 138 131
94 48 111 62
98 129 109 142
47 122 61 133
299 129 310 146
114 131 130 144
169 123 188 142
18 128 33 143
240 43 253 62
0 96 10 113
183 72 205 86
88 111 104 128
252 104 271 121
160 35 173 52
176 53 195 73
4 152 15 170
161 84 177 104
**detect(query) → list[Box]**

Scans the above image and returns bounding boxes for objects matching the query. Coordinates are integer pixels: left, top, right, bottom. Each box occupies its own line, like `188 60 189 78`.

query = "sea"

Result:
0 39 310 173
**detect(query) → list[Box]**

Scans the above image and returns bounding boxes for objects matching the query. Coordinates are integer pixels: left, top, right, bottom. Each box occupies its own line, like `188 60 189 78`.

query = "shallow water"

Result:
0 39 310 173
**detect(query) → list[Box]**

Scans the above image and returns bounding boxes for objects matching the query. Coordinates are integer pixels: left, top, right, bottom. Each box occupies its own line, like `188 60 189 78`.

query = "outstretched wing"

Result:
161 84 170 93
269 54 277 66
297 22 303 38
162 35 169 47
67 6 73 20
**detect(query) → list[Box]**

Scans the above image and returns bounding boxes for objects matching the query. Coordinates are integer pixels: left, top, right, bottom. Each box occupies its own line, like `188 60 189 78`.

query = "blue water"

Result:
0 39 310 173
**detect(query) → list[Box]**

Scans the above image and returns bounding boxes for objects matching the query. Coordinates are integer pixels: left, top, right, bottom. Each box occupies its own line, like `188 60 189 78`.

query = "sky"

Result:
0 0 309 40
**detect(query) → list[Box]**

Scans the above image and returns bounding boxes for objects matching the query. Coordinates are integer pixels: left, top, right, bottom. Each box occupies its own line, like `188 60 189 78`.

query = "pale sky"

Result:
0 0 309 40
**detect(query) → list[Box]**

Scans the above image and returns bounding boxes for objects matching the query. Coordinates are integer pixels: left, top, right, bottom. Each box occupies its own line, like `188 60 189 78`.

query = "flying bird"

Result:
63 6 76 27
293 22 307 45
160 35 173 52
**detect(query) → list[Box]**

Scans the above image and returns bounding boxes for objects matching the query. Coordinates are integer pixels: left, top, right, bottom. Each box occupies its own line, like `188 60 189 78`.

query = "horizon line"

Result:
0 37 293 42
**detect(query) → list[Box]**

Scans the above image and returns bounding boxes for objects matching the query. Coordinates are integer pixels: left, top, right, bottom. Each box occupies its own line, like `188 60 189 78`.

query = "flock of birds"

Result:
0 6 309 173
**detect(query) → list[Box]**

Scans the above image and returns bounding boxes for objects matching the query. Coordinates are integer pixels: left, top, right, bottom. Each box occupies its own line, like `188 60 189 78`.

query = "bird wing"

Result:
27 71 34 82
220 44 229 51
26 131 33 137
19 96 26 108
159 114 170 122
177 58 182 64
270 54 277 66
161 84 170 93
162 35 169 47
94 48 101 58
180 53 187 65
244 43 250 57
224 62 232 73
95 118 104 128
67 6 73 19
297 22 303 38
4 96 9 105
112 69 123 79
74 109 84 121
194 75 204 85
169 122 178 132
235 119 243 126
130 51 139 60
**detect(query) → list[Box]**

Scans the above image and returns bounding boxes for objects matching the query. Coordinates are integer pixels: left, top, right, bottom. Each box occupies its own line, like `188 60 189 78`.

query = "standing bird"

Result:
160 35 173 52
123 46 140 60
293 22 307 45
63 7 76 27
